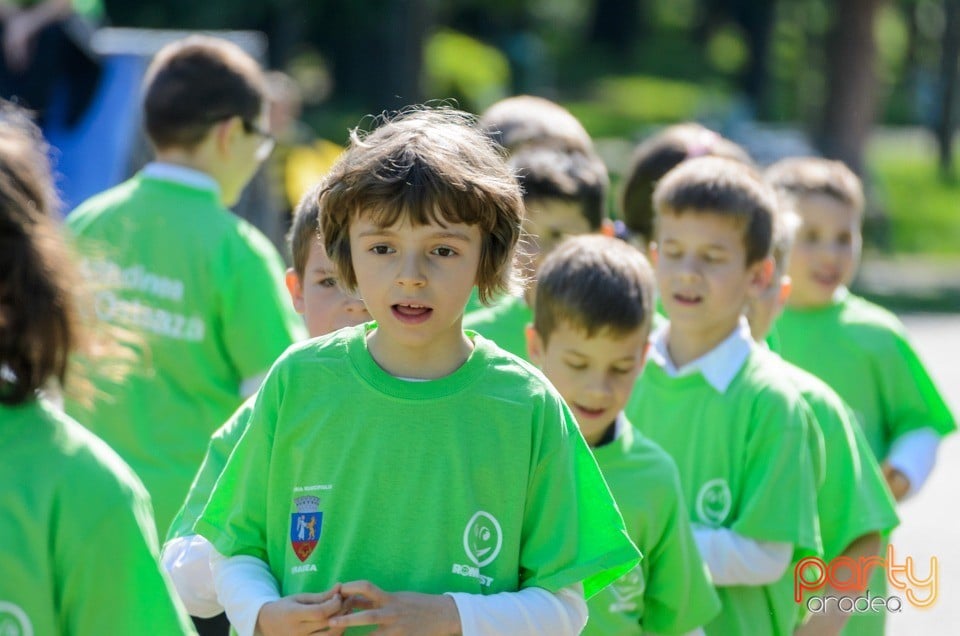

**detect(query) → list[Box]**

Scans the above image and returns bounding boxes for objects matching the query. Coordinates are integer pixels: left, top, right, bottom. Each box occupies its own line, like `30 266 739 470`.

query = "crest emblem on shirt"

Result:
608 566 645 613
463 510 503 567
695 478 732 526
290 496 323 562
0 602 33 636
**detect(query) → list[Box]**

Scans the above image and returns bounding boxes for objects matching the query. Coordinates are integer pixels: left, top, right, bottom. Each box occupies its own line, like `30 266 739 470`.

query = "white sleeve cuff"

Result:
693 526 792 585
887 427 941 498
209 549 280 636
160 535 223 618
445 584 586 636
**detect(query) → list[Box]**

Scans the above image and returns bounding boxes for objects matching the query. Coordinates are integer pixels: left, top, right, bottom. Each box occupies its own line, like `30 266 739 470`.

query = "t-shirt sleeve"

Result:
57 456 197 635
814 398 899 561
732 391 821 560
194 368 280 563
166 399 255 542
643 465 721 634
519 396 641 599
880 329 956 445
218 227 305 381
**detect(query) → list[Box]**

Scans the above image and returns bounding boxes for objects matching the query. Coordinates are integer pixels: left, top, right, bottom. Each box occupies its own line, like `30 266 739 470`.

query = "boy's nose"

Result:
396 255 427 287
345 297 369 314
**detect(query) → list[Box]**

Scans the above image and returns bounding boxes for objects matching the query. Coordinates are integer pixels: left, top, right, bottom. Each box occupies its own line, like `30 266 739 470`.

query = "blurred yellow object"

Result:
285 139 344 208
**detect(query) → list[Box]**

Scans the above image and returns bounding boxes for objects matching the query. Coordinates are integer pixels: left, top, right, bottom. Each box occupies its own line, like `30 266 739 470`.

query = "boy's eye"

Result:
318 277 337 288
432 246 457 257
370 245 394 255
837 232 852 246
612 366 635 375
564 360 587 371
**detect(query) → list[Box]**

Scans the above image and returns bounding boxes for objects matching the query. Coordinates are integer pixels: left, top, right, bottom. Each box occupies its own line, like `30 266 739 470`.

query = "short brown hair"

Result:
764 156 865 216
621 123 752 242
143 35 266 150
0 103 75 404
479 95 594 154
510 144 609 230
319 107 524 304
534 234 655 345
653 156 776 265
287 184 323 279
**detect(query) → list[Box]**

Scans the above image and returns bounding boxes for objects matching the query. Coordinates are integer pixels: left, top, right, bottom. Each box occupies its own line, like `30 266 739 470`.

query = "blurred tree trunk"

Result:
818 0 884 175
936 0 959 176
322 0 430 112
730 1 776 117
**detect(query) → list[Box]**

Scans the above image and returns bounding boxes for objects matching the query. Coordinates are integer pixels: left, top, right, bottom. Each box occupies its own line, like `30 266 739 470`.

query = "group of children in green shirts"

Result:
1 31 955 636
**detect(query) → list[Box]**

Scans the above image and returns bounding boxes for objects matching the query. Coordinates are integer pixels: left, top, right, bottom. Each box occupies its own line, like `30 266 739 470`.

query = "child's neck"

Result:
366 329 474 380
666 319 742 369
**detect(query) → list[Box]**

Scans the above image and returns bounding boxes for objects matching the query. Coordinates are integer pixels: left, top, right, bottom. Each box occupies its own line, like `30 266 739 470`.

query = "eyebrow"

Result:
356 228 473 242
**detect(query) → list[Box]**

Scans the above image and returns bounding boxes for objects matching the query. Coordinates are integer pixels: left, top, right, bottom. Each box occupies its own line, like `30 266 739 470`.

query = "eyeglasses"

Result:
242 120 276 161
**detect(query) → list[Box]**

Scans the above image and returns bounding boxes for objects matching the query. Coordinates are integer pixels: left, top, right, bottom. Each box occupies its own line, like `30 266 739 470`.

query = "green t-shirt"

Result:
0 399 196 635
777 291 956 462
586 420 720 635
463 294 532 361
65 172 305 533
625 347 821 636
776 357 899 564
196 324 639 604
167 397 254 542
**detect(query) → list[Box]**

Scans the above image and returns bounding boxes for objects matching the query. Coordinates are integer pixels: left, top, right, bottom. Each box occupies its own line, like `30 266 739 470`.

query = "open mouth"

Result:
573 403 607 419
672 292 703 306
392 303 433 324
811 271 841 287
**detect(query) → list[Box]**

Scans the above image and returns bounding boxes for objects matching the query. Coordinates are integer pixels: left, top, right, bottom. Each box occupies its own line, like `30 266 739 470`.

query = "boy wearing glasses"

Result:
65 35 304 543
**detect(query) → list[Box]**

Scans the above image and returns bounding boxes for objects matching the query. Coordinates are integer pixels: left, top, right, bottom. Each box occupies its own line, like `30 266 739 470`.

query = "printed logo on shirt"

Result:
0 602 33 636
607 566 645 613
290 495 323 564
451 510 502 587
695 478 732 526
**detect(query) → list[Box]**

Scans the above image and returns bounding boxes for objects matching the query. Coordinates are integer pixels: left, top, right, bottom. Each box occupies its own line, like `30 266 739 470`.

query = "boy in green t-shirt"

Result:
765 157 955 635
64 36 305 535
526 234 721 635
0 101 195 635
161 185 370 630
745 202 899 635
624 156 821 636
194 108 640 636
463 97 609 355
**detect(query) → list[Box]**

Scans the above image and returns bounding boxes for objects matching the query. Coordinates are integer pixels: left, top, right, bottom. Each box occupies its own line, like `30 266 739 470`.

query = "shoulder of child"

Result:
840 293 909 339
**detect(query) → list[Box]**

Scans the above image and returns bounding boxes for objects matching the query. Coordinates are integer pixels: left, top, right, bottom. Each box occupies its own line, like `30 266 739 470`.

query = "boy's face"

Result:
522 198 593 275
528 322 648 445
349 215 482 358
285 240 370 338
787 194 861 308
654 211 770 341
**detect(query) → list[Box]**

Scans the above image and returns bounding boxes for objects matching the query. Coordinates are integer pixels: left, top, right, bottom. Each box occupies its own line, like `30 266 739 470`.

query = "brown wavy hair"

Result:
319 106 524 305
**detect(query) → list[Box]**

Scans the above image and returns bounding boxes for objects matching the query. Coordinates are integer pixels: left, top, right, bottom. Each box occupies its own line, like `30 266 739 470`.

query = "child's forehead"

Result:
549 320 648 352
794 192 861 223
304 239 334 268
657 208 747 241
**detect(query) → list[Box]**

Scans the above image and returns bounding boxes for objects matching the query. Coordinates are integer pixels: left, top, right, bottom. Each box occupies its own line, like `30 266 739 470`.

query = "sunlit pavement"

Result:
887 314 960 634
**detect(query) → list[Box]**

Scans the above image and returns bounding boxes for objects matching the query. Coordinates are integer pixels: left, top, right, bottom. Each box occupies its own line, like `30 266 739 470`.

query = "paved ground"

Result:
885 313 960 634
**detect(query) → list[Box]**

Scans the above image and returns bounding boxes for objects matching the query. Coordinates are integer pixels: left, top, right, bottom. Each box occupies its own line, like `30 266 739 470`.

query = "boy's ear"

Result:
649 242 659 266
747 257 774 298
215 116 241 155
525 324 545 367
285 268 306 315
776 275 792 309
600 219 616 237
